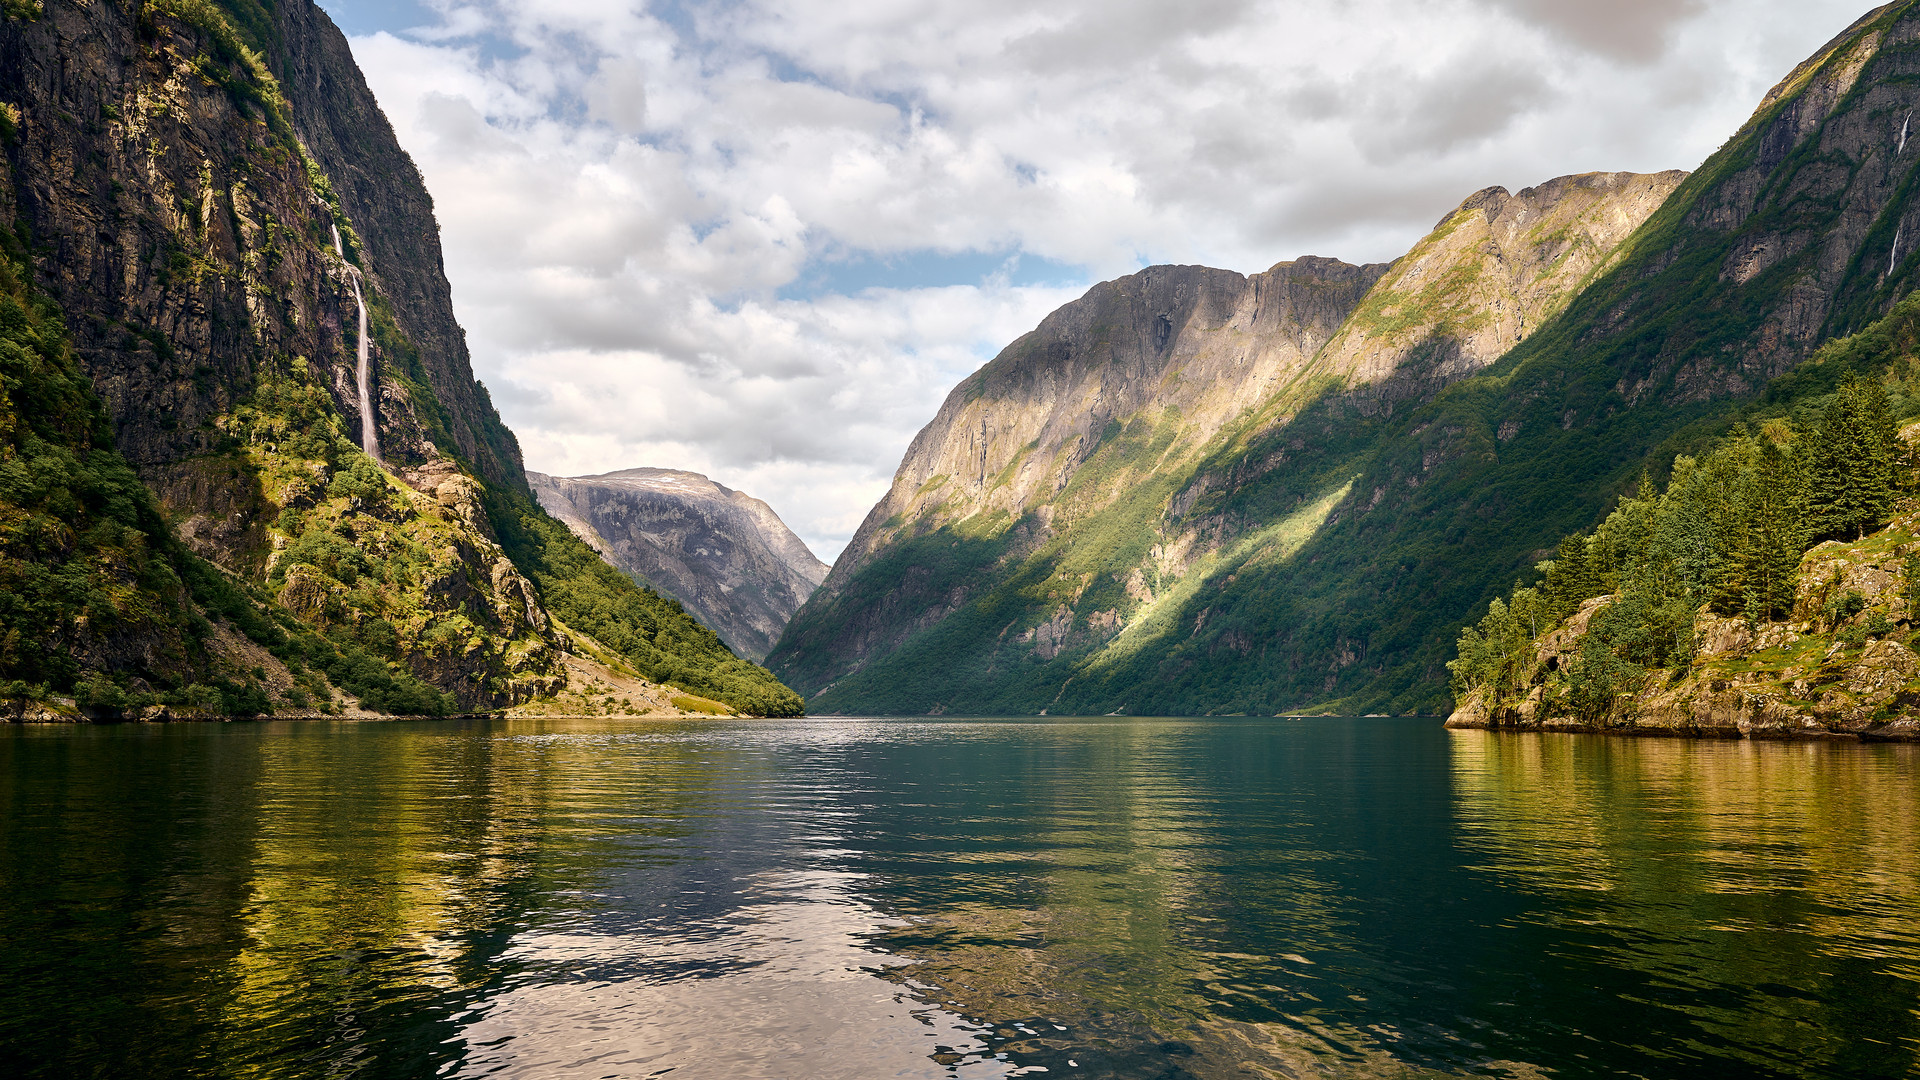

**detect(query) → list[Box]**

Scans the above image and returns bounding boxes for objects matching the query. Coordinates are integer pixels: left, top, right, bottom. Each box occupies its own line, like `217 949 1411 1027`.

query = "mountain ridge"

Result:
773 2 1920 716
530 467 828 662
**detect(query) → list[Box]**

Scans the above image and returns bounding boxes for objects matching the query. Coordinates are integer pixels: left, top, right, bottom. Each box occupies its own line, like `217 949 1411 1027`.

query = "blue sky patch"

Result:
315 0 439 37
778 249 1089 302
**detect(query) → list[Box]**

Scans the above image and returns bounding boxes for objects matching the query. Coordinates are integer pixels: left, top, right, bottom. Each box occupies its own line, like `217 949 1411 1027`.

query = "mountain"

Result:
529 469 829 662
771 171 1685 713
771 1 1920 717
0 0 801 718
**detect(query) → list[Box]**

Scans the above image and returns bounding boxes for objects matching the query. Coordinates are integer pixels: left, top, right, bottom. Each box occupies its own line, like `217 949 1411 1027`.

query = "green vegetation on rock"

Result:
0 223 452 717
1451 290 1920 734
0 231 194 692
0 0 807 718
483 487 805 717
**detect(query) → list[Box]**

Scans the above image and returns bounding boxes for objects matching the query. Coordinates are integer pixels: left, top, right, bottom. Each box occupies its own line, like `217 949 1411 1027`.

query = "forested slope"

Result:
1448 290 1920 738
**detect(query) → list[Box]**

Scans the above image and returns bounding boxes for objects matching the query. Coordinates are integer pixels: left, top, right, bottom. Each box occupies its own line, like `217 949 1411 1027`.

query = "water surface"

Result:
0 717 1915 1078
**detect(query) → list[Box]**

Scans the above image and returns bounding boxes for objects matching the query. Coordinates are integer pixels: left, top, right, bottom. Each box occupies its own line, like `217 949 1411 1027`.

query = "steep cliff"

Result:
771 167 1690 714
530 468 829 662
0 0 802 717
250 0 525 492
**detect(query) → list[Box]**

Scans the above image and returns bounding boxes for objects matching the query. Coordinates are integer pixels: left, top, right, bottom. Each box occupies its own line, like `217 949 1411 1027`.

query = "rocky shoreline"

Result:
1444 710 1920 742
1447 515 1920 744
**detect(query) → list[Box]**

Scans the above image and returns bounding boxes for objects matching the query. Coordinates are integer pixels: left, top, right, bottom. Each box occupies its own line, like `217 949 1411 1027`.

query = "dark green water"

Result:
0 717 1915 1079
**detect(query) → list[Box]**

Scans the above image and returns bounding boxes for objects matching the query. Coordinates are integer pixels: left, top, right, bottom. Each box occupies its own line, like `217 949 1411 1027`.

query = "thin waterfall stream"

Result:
331 223 380 463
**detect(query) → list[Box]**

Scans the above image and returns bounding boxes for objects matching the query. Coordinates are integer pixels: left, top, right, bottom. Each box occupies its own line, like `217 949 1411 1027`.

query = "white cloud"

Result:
337 0 1865 561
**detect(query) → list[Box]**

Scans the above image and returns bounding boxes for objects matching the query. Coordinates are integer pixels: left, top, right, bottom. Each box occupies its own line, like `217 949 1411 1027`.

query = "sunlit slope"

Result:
1100 0 1920 715
770 170 1690 714
776 2 1920 716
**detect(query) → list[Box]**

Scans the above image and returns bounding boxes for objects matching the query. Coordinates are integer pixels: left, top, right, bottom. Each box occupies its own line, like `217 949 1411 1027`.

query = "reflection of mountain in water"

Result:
4 719 1919 1078
1450 730 1920 1069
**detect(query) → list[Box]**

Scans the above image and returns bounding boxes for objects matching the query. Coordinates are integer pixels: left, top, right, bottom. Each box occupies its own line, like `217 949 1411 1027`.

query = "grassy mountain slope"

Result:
774 3 1920 717
772 175 1695 715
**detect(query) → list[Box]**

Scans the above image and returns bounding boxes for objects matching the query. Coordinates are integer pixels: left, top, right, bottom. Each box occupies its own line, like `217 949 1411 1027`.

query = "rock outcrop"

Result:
530 469 828 662
1446 506 1920 742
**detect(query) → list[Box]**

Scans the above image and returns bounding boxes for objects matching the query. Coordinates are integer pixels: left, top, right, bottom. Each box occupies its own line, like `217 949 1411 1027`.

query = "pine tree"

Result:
1810 375 1900 539
1737 440 1808 620
1546 533 1593 618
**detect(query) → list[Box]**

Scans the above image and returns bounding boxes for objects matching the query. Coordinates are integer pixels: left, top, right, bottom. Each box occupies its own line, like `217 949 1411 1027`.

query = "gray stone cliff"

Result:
531 469 828 661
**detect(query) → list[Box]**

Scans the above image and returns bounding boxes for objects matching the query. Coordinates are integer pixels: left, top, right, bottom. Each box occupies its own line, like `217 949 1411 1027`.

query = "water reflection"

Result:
458 870 1012 1079
0 719 1916 1079
1451 731 1920 1077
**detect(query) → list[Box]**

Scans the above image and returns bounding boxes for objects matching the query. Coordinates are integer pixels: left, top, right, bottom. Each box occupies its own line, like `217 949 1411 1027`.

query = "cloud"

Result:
331 0 1866 561
1488 0 1710 63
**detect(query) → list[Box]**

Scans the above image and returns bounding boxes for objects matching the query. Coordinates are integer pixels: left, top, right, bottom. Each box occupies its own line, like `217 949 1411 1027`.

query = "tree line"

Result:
1449 374 1909 717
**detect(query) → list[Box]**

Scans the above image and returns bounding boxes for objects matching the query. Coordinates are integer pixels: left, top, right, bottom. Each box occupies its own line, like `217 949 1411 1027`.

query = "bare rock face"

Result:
1315 171 1688 406
821 257 1389 594
531 469 828 662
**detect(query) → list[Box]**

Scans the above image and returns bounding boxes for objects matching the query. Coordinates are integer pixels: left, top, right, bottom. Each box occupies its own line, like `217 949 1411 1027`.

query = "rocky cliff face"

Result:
530 468 828 662
773 171 1685 713
0 0 803 717
256 0 524 492
0 0 559 708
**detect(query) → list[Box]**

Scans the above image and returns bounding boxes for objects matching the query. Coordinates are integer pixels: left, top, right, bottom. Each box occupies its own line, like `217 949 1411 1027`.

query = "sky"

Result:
316 0 1868 563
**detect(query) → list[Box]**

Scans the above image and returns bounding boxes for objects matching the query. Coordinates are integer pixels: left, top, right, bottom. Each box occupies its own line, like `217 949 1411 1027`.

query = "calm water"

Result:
0 718 1916 1079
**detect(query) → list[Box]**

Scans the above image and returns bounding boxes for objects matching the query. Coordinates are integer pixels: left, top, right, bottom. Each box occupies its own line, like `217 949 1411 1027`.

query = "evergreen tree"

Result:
1454 374 1915 711
1544 533 1596 619
1809 376 1899 539
1729 439 1807 620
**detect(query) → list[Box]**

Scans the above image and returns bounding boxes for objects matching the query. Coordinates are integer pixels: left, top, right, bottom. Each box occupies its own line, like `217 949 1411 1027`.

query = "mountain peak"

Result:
531 470 827 662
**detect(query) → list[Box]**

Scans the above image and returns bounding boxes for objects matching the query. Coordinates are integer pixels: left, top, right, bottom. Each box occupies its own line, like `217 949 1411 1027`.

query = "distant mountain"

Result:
771 1 1920 718
531 469 828 662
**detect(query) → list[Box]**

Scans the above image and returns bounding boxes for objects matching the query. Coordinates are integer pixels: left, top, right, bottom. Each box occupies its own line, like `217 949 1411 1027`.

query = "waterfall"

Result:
1902 111 1912 155
1892 224 1905 279
331 223 380 464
